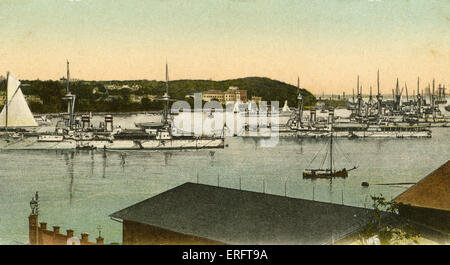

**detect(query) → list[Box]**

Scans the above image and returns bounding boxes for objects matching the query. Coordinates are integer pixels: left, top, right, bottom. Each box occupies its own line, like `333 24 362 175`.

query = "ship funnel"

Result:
105 114 113 132
310 108 317 124
328 109 335 124
82 114 91 129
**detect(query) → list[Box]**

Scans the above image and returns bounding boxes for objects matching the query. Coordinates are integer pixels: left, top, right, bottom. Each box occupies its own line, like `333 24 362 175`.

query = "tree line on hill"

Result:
0 77 316 113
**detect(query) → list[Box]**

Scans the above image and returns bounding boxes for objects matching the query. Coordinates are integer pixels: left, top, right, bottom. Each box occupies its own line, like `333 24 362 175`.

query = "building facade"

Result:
27 192 106 245
202 87 247 104
110 182 374 245
393 160 450 233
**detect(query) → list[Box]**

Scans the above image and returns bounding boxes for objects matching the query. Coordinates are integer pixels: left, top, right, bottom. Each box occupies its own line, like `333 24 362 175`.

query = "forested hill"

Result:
170 77 316 106
0 77 316 113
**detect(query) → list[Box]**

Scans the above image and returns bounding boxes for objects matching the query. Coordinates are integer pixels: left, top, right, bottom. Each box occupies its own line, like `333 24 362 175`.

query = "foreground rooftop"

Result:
110 182 373 245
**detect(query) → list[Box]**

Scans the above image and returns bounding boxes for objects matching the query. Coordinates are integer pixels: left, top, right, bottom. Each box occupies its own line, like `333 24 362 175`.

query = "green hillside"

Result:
0 77 316 113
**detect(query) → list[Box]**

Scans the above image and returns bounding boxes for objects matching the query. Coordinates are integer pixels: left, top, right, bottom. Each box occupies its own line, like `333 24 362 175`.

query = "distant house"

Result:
24 95 43 104
105 95 122 102
105 84 141 91
59 77 81 83
0 92 42 105
130 84 141 91
110 182 374 245
251 96 262 103
224 86 247 103
202 87 248 104
393 160 450 233
185 92 195 99
130 94 143 103
130 94 157 103
202 90 225 103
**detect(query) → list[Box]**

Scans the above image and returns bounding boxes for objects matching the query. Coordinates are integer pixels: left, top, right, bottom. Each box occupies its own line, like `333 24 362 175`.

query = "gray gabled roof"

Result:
110 182 373 245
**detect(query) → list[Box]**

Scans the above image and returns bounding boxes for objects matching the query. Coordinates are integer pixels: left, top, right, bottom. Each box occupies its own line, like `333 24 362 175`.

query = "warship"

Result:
242 72 437 138
0 63 225 150
107 63 225 150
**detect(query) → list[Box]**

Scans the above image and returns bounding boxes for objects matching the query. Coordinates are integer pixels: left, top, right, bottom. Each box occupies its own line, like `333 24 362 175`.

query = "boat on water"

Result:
282 100 291 112
303 132 358 179
0 72 39 132
333 122 432 138
0 63 225 150
110 63 225 150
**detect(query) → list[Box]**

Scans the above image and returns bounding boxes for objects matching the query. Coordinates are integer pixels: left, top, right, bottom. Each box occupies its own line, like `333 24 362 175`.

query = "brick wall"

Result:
122 220 224 245
28 214 104 245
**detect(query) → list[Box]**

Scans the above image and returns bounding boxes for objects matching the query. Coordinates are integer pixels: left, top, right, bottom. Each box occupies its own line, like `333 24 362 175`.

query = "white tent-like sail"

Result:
282 100 291 112
0 73 38 127
233 101 240 113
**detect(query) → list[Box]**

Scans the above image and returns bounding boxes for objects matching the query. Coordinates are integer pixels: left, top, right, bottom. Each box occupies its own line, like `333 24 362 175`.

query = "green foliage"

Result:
4 77 316 113
359 194 420 245
321 99 347 108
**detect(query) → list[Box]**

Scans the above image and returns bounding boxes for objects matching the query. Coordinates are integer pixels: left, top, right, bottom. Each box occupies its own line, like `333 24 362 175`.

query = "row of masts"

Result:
294 71 447 127
61 61 172 131
350 71 446 119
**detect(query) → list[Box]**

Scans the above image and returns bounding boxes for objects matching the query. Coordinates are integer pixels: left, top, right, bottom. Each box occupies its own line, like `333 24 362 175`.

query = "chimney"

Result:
81 233 89 244
39 222 47 230
66 229 74 238
96 236 104 245
53 226 60 235
28 214 39 245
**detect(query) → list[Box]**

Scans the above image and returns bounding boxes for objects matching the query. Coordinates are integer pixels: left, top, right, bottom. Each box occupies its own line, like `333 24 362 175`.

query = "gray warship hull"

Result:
0 136 224 150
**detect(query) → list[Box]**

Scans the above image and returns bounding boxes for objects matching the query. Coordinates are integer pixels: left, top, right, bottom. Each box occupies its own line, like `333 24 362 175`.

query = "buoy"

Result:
361 182 369 187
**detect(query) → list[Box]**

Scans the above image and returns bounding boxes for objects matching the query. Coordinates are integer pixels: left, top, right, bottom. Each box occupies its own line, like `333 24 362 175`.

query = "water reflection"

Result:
102 149 107 178
63 151 75 204
209 151 215 166
164 152 172 166
120 153 127 171
90 150 95 177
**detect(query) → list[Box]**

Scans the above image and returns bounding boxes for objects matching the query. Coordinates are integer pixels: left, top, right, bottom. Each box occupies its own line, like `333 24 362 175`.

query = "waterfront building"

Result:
109 182 374 245
27 193 106 245
202 89 225 103
224 86 247 103
393 160 450 234
202 87 248 104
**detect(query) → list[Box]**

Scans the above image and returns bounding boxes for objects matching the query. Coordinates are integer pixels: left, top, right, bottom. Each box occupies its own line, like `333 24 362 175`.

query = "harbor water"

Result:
0 112 449 244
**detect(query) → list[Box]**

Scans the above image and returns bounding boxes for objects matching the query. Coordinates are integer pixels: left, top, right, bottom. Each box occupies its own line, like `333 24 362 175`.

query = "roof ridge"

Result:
393 160 450 201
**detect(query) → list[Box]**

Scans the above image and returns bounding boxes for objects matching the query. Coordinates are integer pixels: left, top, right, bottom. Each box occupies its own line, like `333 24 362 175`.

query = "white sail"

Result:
0 73 38 127
233 101 240 112
282 100 290 112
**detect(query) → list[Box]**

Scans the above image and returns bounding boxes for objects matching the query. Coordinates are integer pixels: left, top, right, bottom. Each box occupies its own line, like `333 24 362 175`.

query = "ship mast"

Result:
163 62 170 127
417 77 421 115
329 131 333 173
5 72 9 130
297 77 303 127
64 60 76 129
376 69 383 117
405 82 409 102
356 75 360 116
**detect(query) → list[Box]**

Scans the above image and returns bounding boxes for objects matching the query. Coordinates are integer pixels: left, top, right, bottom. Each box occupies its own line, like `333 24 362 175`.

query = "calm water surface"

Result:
0 116 449 244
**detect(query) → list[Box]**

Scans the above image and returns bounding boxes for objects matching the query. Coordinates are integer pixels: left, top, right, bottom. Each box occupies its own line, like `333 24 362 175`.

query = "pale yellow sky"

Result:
0 0 448 95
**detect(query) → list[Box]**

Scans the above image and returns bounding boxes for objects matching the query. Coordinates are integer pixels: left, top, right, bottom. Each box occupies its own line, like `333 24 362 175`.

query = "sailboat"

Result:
0 72 38 129
303 132 357 179
282 100 291 112
233 101 240 113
